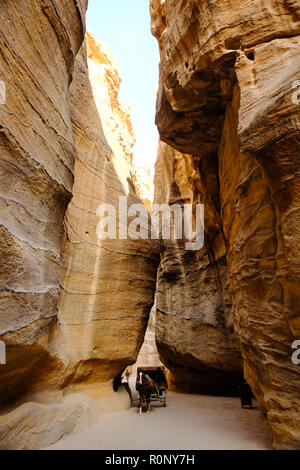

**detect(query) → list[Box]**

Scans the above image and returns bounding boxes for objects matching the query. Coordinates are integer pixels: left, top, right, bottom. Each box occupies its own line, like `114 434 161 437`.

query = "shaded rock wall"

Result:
154 141 243 395
151 0 300 449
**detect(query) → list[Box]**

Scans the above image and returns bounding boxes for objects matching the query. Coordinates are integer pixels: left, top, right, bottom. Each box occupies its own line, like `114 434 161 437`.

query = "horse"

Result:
136 371 155 415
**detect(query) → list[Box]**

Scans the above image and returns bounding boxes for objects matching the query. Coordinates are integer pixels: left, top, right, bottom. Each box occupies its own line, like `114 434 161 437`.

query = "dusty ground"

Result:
45 389 273 450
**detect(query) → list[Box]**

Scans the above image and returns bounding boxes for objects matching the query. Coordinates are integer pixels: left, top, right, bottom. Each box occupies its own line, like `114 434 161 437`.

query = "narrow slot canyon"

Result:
0 0 299 452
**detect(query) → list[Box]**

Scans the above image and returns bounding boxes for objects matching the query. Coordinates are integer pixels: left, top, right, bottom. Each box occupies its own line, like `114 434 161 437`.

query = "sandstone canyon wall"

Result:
57 33 158 392
0 0 88 412
154 141 243 395
134 305 163 369
150 0 300 449
0 1 158 449
131 165 154 212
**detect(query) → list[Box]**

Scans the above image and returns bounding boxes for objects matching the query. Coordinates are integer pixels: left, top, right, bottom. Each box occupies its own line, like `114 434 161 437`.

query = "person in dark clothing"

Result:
239 381 253 409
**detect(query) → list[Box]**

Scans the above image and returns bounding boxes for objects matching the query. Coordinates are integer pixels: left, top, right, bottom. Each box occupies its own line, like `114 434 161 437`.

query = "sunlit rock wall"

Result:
134 305 163 369
0 0 88 409
131 166 154 212
57 35 158 391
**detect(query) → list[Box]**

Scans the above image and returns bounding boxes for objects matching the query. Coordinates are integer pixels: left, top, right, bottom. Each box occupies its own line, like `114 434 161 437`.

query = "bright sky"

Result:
86 0 160 170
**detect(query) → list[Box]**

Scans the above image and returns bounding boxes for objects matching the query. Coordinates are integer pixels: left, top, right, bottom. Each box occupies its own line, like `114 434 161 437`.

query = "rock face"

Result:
131 165 154 212
86 32 136 166
0 386 130 450
0 0 88 409
57 35 158 391
154 141 243 395
134 305 163 369
151 0 300 449
0 4 158 449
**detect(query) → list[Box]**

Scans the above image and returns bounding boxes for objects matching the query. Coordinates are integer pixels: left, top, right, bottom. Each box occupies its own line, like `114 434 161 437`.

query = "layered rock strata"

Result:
150 0 300 449
0 0 88 410
131 165 154 212
57 36 158 392
0 3 158 448
154 141 243 395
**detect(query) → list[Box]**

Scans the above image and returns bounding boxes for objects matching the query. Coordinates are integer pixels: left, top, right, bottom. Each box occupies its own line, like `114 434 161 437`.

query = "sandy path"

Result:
45 391 273 450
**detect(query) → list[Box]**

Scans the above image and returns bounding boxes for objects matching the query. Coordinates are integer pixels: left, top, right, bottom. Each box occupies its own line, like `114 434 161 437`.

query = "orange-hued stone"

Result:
151 0 300 449
0 7 158 449
289 318 300 338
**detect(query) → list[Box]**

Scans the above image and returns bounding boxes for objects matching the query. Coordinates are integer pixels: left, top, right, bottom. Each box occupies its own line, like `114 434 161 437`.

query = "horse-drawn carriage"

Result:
136 366 168 412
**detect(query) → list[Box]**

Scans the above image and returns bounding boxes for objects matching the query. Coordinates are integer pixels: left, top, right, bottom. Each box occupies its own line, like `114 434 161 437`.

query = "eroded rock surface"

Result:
131 166 154 212
57 35 158 391
86 32 136 166
0 386 130 450
0 4 158 449
154 141 243 395
0 0 88 409
151 0 300 449
134 305 163 369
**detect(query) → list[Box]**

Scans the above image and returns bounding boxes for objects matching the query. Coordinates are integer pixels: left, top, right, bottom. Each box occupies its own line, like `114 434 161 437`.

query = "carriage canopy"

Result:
136 366 168 390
